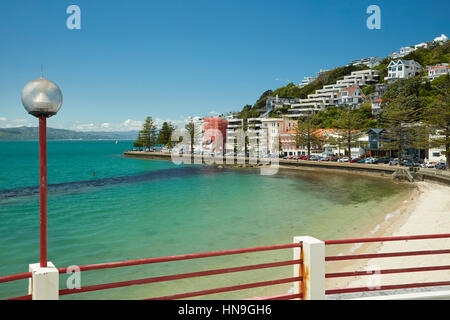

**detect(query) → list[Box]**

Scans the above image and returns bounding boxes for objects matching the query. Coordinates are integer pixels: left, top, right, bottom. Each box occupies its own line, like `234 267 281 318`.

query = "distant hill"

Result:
0 127 138 141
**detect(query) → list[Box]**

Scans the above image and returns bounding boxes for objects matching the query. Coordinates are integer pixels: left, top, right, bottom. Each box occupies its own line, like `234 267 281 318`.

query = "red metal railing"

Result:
56 242 304 300
324 233 450 296
3 233 450 300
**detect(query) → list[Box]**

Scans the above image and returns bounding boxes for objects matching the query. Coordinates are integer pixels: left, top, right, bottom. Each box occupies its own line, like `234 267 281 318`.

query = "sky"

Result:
0 0 448 131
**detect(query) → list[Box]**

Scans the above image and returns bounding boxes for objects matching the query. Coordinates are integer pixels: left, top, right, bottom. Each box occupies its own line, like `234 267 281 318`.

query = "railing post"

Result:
293 236 325 300
28 262 59 300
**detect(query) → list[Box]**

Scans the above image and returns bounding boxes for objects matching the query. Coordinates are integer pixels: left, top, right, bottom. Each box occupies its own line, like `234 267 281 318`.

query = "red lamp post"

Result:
22 74 63 268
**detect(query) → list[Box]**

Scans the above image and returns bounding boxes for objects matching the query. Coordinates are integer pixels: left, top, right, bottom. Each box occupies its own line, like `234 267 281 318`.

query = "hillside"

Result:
238 40 449 117
0 127 138 140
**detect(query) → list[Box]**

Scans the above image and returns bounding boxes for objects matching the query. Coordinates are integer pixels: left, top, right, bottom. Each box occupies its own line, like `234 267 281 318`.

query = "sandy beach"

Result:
326 181 450 297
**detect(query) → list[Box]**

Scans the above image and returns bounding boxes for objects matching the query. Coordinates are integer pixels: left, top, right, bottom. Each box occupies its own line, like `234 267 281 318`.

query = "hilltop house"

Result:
347 57 383 68
298 76 316 88
426 63 450 81
434 34 448 43
384 60 421 83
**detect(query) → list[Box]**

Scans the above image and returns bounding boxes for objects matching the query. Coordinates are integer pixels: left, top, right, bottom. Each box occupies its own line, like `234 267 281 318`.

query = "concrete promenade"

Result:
123 151 450 186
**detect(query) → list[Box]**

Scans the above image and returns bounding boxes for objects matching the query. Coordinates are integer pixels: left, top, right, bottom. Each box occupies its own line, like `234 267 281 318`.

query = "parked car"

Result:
298 156 308 160
423 162 437 168
436 162 447 170
389 158 399 166
351 157 362 163
374 157 390 164
337 157 349 162
402 159 420 167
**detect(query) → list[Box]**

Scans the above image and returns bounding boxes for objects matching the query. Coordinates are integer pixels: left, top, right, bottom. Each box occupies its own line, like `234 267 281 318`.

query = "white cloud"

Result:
0 116 196 132
208 111 220 116
0 117 34 128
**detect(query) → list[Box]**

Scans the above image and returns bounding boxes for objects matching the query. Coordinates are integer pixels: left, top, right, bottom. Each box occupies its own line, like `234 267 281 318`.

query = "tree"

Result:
380 77 426 165
325 133 346 159
380 96 423 165
426 92 450 170
295 115 322 159
157 122 174 145
334 106 364 159
133 132 144 150
185 121 203 153
140 116 158 148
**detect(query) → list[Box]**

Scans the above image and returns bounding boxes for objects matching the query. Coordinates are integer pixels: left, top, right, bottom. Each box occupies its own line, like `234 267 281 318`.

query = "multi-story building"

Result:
414 42 428 50
247 118 264 154
286 69 379 118
366 128 389 157
389 46 415 59
426 63 450 81
347 57 383 68
371 98 383 115
434 34 448 43
337 86 364 108
298 76 316 88
261 118 297 154
384 59 421 82
203 117 228 152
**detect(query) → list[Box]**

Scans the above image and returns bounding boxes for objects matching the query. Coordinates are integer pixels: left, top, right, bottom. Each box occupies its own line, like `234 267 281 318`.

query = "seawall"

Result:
123 151 450 186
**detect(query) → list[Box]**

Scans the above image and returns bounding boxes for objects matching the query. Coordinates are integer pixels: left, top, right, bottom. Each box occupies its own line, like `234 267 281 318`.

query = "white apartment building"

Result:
389 46 415 59
426 63 450 81
298 76 316 88
286 69 378 118
415 42 428 50
348 57 383 68
225 116 243 152
434 34 448 43
385 60 421 82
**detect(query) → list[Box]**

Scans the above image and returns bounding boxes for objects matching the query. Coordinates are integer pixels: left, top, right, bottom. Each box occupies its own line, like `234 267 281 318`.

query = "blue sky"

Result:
0 0 448 131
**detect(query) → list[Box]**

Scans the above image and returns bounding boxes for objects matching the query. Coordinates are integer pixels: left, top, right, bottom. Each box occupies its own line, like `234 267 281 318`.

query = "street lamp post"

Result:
21 72 63 268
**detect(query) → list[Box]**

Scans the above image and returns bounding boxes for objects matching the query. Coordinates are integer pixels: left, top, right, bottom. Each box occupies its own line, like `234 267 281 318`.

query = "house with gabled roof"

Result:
384 60 421 83
337 85 364 108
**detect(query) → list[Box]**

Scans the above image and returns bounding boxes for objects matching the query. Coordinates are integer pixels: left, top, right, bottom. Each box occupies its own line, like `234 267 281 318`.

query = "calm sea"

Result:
0 140 411 299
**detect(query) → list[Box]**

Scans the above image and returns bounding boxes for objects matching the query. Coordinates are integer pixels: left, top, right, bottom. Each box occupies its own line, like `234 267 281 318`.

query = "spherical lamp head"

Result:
21 78 63 118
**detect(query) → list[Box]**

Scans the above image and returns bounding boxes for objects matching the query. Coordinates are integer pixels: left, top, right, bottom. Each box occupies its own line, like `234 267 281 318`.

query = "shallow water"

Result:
0 141 412 299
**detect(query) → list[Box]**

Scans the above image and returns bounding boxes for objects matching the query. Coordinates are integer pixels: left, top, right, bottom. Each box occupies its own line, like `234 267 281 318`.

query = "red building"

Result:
203 117 228 152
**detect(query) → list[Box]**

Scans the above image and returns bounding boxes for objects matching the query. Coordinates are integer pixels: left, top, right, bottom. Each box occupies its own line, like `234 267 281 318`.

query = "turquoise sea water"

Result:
0 140 411 299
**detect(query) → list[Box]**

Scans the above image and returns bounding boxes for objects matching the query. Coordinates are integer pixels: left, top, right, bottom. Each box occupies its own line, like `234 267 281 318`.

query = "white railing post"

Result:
293 236 325 300
28 262 59 300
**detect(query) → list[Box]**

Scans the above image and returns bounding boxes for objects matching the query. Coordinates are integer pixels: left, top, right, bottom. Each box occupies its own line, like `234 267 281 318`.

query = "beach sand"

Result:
326 181 450 298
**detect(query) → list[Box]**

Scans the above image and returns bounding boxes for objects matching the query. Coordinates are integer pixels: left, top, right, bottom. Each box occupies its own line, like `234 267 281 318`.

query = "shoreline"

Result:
325 181 450 298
